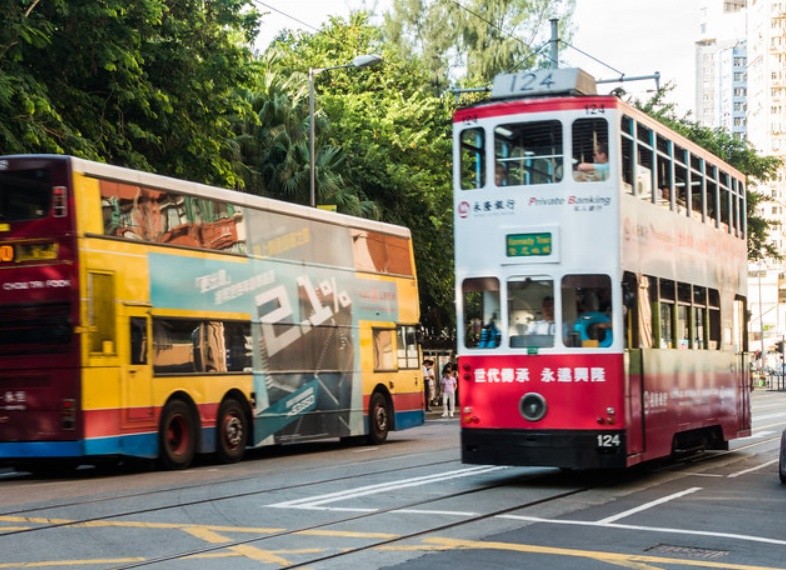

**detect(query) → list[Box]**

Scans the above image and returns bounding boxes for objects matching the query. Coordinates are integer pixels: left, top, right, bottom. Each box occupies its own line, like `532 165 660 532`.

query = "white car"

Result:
780 430 786 484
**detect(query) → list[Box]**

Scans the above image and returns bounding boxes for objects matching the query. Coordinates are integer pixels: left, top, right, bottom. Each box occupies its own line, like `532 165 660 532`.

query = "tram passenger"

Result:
495 163 508 186
526 296 555 335
576 142 609 181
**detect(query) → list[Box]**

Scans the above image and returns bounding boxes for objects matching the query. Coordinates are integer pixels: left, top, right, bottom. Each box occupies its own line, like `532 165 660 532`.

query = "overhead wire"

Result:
253 0 627 78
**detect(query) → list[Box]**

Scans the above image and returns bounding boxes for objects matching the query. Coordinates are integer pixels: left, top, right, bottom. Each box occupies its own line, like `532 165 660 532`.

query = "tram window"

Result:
708 289 721 350
561 274 612 348
507 278 555 348
460 127 485 190
462 277 501 349
658 279 675 349
719 170 731 231
494 120 563 185
572 118 609 182
677 283 691 349
693 286 707 349
620 116 635 193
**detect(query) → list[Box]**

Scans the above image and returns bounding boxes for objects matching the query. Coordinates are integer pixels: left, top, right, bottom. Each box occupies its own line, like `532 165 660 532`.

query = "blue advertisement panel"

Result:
149 253 399 443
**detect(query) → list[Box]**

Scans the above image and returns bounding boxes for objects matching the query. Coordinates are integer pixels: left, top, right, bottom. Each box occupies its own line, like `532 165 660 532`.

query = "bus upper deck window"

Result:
460 127 485 190
495 121 563 186
572 118 609 183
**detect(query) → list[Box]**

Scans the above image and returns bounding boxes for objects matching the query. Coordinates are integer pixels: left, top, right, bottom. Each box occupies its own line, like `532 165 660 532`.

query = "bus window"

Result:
462 277 500 349
0 168 51 221
494 121 563 186
373 328 396 371
130 317 148 365
507 278 554 348
572 118 609 182
396 325 419 369
561 274 612 348
89 272 116 354
460 127 484 190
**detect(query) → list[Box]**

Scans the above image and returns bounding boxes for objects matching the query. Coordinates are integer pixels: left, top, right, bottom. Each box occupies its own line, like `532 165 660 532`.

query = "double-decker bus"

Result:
0 154 423 470
453 69 751 470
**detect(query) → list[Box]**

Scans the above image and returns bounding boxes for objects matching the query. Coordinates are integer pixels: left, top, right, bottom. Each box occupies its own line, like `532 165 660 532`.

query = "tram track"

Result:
113 470 601 569
1 403 782 568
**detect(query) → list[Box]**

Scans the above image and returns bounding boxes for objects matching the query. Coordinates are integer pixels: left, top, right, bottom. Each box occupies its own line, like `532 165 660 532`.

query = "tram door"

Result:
625 349 645 455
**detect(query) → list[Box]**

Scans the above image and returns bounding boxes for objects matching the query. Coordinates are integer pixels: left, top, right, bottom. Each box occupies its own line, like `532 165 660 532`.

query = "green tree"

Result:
383 0 576 88
0 0 259 186
255 13 456 333
637 85 782 261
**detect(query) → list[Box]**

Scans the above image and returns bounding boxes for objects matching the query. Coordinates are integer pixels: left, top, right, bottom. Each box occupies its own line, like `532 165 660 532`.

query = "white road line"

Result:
498 514 786 546
268 465 508 508
596 487 702 524
727 458 779 478
396 509 480 516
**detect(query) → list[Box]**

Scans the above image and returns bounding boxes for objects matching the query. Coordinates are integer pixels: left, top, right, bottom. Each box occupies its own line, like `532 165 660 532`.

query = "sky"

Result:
254 0 702 115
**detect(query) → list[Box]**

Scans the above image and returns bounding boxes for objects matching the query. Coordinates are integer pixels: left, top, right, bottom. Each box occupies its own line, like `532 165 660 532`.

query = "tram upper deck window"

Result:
459 127 485 190
494 121 563 186
572 118 609 182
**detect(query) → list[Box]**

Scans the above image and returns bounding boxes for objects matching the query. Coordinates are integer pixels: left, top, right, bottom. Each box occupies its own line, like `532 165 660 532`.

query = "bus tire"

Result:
158 399 197 470
367 392 390 445
216 397 248 464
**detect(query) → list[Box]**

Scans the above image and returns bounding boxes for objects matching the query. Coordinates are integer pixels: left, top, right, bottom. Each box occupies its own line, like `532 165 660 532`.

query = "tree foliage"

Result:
0 0 260 186
636 85 782 261
383 0 575 88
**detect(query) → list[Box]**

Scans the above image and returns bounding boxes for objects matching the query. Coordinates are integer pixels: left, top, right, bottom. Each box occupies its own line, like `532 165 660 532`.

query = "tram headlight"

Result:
520 392 547 422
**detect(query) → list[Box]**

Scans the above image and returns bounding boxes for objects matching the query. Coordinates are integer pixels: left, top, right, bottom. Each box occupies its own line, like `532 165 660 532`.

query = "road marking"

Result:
597 487 702 524
381 537 784 570
498 515 786 546
727 459 778 478
740 430 775 439
268 465 507 509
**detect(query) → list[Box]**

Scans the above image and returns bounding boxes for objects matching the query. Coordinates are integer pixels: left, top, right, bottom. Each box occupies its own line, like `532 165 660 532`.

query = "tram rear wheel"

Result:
159 399 197 470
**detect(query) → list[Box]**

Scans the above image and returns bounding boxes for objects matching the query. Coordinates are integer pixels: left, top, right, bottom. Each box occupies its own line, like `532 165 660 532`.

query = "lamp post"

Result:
309 54 382 208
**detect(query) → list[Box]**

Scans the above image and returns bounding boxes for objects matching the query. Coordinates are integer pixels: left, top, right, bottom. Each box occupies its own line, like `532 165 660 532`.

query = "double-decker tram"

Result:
0 155 422 470
454 69 751 470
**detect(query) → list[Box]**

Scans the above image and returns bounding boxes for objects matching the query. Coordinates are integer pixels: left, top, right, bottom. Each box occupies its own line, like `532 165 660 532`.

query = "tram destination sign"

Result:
506 232 552 257
491 68 597 99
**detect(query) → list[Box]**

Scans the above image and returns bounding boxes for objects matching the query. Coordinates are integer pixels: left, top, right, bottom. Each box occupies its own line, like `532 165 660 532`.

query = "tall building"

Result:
747 0 786 365
696 1 786 365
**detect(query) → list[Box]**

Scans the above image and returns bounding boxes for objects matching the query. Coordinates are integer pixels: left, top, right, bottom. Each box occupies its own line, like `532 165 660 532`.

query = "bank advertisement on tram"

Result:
453 68 751 470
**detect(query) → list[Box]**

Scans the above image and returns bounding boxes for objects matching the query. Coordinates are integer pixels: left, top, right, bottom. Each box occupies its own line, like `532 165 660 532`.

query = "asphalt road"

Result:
0 389 784 569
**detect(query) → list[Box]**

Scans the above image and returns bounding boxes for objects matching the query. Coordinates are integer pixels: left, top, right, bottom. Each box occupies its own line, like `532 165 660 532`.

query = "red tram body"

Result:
453 69 751 470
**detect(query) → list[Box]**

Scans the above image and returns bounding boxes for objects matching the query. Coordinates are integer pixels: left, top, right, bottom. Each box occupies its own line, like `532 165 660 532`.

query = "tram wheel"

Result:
367 392 390 445
215 397 248 464
158 399 197 470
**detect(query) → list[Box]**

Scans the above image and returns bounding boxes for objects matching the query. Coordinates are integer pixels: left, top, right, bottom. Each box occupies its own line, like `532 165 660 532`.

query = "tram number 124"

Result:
597 434 621 448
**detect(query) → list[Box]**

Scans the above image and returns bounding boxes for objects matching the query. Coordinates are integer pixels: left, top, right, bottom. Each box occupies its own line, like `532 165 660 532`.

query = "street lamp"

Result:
308 54 383 208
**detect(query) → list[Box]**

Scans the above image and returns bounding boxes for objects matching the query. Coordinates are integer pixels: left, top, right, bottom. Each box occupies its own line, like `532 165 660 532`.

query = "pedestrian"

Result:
440 363 457 417
422 359 435 411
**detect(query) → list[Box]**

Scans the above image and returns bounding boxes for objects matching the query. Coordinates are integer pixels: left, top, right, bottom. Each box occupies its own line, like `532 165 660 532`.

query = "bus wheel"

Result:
367 392 390 445
159 399 197 470
216 397 248 464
